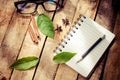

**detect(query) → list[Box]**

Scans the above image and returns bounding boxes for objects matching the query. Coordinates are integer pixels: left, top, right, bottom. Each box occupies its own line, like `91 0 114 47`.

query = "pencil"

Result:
76 35 105 63
31 15 41 40
28 25 38 44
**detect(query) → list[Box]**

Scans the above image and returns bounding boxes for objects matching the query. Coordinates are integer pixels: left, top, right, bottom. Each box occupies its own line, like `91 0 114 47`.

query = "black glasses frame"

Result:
14 0 64 14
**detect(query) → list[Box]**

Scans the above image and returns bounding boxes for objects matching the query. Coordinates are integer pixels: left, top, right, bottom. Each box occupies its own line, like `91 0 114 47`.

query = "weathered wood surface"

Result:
89 0 118 80
0 0 120 80
0 13 30 80
10 4 54 80
103 9 120 80
0 0 15 46
91 0 118 80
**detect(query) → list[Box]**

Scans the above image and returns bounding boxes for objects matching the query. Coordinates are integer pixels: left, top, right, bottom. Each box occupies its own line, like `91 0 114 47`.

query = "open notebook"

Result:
54 15 115 78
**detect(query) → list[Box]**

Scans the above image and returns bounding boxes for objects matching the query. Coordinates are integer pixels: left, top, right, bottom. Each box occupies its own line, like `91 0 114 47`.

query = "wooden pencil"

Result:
28 25 38 44
31 15 41 40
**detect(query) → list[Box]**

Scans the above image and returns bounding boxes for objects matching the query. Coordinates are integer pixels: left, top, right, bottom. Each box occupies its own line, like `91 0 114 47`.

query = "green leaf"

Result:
10 56 39 70
53 52 76 64
37 14 54 39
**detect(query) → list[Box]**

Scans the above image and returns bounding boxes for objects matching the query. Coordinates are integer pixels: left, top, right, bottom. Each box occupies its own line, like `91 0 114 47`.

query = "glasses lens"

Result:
17 3 36 13
44 1 60 11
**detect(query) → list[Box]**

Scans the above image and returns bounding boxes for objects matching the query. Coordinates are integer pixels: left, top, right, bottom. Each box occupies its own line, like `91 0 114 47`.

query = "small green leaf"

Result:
10 56 39 70
53 52 76 64
37 14 54 39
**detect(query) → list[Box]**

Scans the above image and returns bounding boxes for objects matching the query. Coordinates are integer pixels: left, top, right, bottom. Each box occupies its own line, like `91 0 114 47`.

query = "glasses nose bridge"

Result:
35 2 45 11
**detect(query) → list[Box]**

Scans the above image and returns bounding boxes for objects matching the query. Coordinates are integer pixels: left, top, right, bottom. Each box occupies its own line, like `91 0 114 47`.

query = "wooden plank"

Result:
10 30 45 80
33 0 78 80
72 0 100 23
89 0 118 80
10 5 54 80
103 10 120 80
0 0 15 46
95 0 117 31
0 11 31 80
55 64 78 80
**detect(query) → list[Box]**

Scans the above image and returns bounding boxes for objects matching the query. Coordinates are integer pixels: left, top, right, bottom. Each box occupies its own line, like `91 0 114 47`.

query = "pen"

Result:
76 35 105 63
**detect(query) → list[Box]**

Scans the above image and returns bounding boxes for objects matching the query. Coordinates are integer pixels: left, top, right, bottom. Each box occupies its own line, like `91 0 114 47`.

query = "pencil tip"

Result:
76 57 83 63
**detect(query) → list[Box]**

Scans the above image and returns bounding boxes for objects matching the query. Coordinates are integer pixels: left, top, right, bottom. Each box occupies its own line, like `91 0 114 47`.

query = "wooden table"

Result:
0 0 120 80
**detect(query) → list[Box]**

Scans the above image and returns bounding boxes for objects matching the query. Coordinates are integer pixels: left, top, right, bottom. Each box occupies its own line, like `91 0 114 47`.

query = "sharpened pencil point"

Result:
76 56 83 63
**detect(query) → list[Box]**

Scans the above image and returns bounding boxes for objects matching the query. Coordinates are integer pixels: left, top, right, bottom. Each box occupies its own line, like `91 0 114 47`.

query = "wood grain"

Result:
0 0 15 46
0 12 30 79
103 9 120 80
95 0 117 31
10 30 45 80
0 0 119 80
10 5 54 80
72 0 100 24
89 0 118 80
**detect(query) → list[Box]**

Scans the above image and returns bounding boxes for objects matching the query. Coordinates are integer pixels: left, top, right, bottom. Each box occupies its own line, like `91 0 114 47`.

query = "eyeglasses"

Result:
14 0 64 14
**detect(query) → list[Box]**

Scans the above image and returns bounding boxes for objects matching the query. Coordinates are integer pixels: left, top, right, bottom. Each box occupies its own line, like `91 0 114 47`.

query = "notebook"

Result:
54 15 115 78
